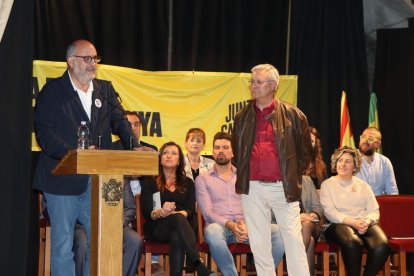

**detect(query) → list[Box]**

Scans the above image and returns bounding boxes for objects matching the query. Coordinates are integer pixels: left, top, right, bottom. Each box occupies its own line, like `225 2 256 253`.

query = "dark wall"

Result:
34 0 290 73
373 18 414 194
289 0 370 169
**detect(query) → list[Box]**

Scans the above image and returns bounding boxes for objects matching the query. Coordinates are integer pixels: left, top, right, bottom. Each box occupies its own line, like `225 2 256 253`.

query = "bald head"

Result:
66 40 98 89
66 40 96 59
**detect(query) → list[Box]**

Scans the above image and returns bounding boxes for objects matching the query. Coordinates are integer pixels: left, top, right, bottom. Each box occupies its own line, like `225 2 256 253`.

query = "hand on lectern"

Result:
133 146 156 152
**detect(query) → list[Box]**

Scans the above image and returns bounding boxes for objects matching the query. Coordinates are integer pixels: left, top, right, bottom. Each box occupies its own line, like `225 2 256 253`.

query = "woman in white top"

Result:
320 146 389 276
184 128 215 181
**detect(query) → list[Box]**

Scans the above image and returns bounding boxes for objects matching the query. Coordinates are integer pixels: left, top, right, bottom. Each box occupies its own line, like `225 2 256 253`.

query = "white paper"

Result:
153 192 161 209
129 180 141 196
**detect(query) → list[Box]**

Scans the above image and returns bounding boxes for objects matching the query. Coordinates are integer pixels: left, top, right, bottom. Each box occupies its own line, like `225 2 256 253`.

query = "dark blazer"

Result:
33 70 137 195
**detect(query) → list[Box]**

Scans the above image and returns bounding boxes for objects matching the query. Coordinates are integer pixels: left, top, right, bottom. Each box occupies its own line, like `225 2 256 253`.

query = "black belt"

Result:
253 179 281 183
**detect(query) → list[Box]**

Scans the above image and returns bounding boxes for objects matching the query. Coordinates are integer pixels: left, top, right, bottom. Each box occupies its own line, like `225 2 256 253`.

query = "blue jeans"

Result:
44 181 91 276
204 222 284 276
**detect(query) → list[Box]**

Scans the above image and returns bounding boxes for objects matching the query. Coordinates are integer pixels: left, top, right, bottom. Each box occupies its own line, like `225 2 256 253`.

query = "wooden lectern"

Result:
53 149 159 276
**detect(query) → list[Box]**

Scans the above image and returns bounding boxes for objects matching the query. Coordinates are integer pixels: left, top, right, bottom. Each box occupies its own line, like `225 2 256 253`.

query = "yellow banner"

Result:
33 60 297 154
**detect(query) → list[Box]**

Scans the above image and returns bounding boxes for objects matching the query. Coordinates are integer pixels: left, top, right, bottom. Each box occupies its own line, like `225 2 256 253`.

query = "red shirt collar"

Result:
254 99 277 116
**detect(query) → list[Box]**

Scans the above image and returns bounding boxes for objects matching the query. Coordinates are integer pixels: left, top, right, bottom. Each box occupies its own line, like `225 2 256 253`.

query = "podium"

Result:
53 149 159 276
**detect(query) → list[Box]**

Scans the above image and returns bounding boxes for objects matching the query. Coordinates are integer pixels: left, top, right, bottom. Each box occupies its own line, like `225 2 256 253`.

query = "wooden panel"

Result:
91 175 123 276
53 149 159 176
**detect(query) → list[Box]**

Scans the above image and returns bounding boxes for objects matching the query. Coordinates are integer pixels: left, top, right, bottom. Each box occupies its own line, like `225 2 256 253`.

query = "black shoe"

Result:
194 258 216 276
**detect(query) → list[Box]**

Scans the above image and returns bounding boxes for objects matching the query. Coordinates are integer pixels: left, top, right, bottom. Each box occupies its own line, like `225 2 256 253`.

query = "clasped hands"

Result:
226 219 248 243
354 218 371 234
159 201 176 217
300 213 319 223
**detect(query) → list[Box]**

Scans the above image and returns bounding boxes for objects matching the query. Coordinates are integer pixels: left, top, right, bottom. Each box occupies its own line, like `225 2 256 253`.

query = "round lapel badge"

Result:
95 98 102 108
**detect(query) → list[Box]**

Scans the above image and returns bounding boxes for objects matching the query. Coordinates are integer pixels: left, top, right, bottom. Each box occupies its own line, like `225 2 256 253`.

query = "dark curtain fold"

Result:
0 0 35 274
34 0 169 70
373 20 414 194
171 0 289 72
289 0 370 164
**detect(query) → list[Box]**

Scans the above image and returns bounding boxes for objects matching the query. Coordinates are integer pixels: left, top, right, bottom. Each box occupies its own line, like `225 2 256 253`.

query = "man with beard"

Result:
355 127 398 195
195 132 284 276
33 39 139 276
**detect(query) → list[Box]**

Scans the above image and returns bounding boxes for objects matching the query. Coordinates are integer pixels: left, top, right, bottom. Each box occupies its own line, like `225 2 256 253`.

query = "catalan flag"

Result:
340 91 355 147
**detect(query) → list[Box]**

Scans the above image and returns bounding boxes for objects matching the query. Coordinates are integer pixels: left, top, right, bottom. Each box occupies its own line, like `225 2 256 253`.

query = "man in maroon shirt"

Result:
232 64 313 275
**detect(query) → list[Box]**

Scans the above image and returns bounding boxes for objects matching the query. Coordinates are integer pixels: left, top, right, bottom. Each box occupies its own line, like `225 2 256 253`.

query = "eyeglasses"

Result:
72 55 102 64
360 135 378 143
248 79 274 86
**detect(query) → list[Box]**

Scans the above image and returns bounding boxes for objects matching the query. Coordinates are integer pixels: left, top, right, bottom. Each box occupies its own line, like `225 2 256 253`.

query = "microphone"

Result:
129 135 134 150
95 85 127 149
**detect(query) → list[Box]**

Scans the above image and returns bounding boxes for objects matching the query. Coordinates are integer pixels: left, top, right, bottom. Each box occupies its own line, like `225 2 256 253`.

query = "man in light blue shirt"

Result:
196 132 284 276
355 127 399 195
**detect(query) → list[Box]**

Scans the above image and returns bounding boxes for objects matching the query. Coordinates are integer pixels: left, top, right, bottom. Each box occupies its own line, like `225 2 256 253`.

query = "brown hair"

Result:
304 127 327 187
155 141 187 193
185 128 206 144
213 131 232 145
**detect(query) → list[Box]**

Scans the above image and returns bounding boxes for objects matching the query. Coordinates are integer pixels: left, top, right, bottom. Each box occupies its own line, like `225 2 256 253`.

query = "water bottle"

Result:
77 121 90 149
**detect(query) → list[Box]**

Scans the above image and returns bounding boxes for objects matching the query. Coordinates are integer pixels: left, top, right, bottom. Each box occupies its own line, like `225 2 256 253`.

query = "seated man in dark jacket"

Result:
111 110 158 151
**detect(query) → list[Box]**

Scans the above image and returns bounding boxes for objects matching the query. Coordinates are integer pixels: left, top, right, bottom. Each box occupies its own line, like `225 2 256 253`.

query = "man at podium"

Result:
33 39 138 276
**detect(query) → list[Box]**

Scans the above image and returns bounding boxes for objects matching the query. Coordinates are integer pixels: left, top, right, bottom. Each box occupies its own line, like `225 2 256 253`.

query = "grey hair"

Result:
251 64 280 84
65 39 95 59
66 41 78 59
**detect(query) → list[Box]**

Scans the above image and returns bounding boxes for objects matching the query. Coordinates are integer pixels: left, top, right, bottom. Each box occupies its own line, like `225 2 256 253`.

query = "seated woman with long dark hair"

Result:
320 146 389 276
140 141 215 276
304 126 328 190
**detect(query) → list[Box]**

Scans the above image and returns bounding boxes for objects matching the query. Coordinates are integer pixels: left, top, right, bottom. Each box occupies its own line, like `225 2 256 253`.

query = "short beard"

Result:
215 157 231 166
359 145 374 156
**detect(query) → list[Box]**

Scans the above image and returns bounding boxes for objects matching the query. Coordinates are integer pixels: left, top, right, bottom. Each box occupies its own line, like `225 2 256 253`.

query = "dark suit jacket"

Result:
33 70 137 195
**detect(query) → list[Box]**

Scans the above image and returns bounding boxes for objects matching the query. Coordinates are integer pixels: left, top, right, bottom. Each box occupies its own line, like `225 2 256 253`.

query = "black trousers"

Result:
151 213 199 276
325 223 390 276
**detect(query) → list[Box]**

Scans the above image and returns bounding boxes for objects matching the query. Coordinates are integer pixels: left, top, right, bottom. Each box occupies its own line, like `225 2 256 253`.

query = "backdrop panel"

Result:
33 60 297 154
